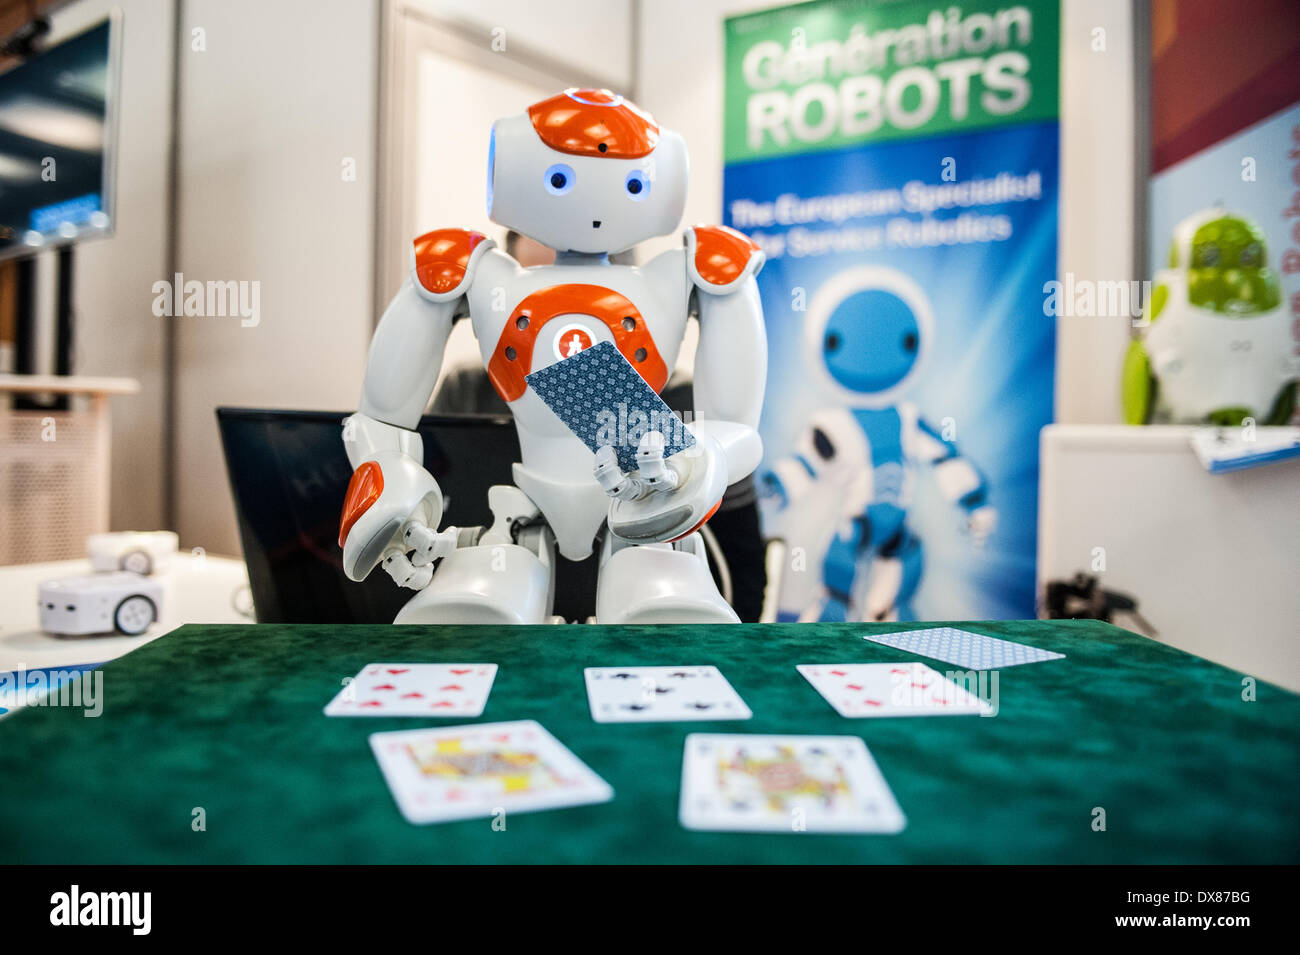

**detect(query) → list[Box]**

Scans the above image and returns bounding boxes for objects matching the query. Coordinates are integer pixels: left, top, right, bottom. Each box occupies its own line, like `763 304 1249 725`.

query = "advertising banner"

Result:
724 0 1060 621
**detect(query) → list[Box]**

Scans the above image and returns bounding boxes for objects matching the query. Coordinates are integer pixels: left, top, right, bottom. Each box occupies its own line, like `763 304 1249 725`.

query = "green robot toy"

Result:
1123 207 1296 426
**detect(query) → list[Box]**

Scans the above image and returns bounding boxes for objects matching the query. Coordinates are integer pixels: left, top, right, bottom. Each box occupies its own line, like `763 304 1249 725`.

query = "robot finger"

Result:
594 445 645 501
382 547 434 590
403 521 458 567
402 520 438 566
635 431 679 493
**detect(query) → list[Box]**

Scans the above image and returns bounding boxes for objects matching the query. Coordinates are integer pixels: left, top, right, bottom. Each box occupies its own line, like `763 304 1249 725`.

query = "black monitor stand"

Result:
12 245 74 412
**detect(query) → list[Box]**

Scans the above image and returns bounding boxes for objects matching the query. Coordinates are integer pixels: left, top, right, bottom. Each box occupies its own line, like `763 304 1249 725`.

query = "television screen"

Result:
0 17 118 260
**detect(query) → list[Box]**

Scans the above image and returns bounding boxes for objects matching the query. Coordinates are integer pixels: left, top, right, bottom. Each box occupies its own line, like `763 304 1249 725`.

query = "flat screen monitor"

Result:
0 16 119 259
216 408 600 625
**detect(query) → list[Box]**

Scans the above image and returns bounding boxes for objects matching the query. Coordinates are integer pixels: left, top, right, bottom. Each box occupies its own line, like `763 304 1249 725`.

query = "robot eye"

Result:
1239 242 1261 267
544 163 575 196
903 332 917 352
1196 243 1220 267
825 332 841 353
624 169 651 201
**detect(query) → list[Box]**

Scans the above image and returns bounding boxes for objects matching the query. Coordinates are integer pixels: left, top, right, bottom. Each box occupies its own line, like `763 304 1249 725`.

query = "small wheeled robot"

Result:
86 530 178 576
38 572 163 636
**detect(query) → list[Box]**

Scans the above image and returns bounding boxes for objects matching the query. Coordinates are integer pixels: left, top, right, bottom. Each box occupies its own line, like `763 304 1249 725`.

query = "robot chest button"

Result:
488 284 667 401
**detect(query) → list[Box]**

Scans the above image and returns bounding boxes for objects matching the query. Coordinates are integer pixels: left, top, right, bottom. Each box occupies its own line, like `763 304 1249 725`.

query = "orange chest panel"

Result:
487 284 669 402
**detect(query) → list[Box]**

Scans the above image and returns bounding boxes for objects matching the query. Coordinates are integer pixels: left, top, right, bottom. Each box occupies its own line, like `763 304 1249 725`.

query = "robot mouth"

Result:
592 220 602 228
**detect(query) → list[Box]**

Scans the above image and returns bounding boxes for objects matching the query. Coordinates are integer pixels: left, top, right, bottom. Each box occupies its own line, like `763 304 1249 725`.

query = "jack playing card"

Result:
324 663 498 717
798 662 993 717
584 665 752 723
679 733 905 834
863 626 1065 670
369 720 613 825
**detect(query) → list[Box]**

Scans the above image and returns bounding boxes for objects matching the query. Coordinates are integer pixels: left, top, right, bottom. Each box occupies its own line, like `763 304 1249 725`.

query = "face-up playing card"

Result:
584 665 752 723
369 720 613 824
798 662 993 717
863 626 1065 670
679 734 905 834
324 663 497 717
525 340 694 474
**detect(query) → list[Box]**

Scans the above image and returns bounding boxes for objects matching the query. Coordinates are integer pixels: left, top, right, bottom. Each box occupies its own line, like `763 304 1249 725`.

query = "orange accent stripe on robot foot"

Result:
412 229 487 295
669 496 724 543
339 461 384 548
487 283 669 401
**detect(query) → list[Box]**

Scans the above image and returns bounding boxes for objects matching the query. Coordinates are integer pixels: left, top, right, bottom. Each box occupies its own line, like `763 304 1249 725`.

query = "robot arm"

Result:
687 225 767 482
339 229 494 584
910 414 996 544
591 226 767 545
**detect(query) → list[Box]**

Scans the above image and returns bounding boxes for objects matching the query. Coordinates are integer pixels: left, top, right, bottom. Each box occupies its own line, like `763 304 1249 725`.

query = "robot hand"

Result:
378 520 459 591
339 449 444 582
593 431 681 501
965 506 997 548
594 429 727 544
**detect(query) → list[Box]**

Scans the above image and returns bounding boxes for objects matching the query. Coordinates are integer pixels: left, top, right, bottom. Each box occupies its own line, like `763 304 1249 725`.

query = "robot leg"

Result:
856 532 924 622
815 529 860 623
594 532 739 625
393 486 557 625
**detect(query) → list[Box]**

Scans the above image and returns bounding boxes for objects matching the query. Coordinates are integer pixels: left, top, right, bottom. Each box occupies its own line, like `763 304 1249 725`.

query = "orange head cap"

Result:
527 88 660 159
487 89 688 256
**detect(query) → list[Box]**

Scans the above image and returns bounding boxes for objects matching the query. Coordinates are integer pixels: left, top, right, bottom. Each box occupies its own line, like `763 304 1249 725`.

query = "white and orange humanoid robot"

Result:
337 89 766 625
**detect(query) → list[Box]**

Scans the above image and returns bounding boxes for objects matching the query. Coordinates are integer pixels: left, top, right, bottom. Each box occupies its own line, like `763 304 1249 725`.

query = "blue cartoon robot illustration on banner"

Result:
760 268 996 623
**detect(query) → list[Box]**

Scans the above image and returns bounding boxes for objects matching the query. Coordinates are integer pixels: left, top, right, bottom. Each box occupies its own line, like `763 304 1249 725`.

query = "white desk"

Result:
0 552 251 673
1039 425 1300 692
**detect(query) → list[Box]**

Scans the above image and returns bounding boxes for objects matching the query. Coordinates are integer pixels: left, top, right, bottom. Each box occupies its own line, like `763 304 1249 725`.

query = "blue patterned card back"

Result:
525 340 694 473
863 627 1065 670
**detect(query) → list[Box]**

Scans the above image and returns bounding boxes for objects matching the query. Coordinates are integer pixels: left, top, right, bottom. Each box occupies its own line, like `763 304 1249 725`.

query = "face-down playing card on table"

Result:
679 734 906 834
798 662 993 717
369 720 613 825
324 663 498 717
863 626 1065 670
584 665 752 722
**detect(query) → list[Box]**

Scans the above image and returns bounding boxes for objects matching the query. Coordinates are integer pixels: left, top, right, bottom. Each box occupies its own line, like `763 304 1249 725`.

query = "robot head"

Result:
804 267 934 407
1167 208 1279 315
487 89 688 256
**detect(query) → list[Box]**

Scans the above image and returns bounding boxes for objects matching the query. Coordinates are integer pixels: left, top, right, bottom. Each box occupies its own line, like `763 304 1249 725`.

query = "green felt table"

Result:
1 619 1297 864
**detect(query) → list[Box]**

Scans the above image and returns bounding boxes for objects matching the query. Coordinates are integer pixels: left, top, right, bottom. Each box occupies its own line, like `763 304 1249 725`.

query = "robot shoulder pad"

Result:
410 229 495 302
685 225 764 295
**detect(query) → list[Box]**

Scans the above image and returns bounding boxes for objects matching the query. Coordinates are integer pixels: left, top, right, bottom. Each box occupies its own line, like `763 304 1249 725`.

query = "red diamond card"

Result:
324 663 498 718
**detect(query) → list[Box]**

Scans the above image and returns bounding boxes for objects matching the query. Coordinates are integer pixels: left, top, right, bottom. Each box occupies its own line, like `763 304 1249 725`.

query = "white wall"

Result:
637 0 1142 421
173 0 380 555
405 0 635 90
48 0 176 532
1056 0 1138 423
